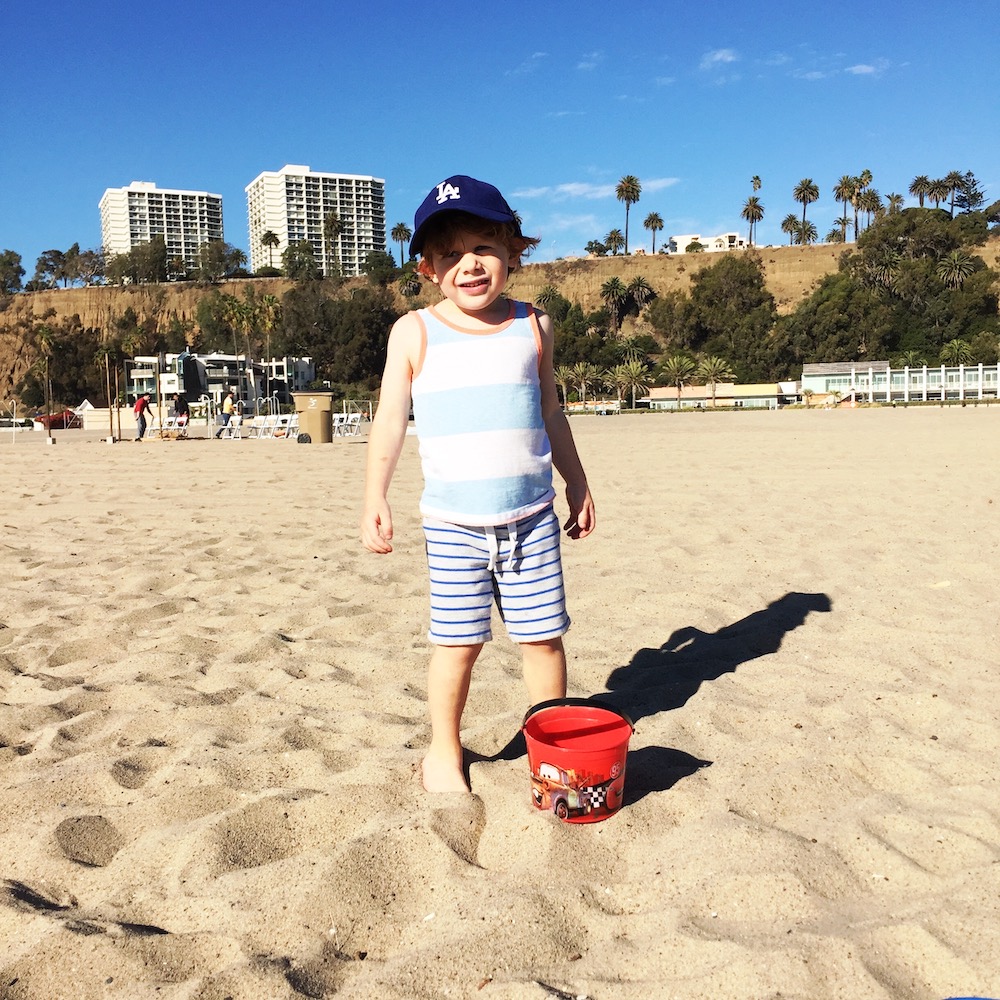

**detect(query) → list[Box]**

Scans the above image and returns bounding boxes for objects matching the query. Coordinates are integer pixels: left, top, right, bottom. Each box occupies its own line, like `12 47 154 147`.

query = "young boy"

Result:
360 175 595 793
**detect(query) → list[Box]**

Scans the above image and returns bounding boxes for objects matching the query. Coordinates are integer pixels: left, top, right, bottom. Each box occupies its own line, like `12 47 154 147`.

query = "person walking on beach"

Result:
215 388 235 438
134 392 152 441
360 175 595 793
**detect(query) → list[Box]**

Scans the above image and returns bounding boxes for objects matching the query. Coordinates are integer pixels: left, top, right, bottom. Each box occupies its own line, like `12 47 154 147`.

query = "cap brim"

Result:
410 206 520 257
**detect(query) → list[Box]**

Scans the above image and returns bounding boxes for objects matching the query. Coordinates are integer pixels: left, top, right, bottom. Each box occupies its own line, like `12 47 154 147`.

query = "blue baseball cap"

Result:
410 175 521 256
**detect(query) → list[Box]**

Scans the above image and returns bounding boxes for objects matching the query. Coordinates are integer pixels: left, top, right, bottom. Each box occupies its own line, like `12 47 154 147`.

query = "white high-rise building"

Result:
245 165 386 278
99 181 224 270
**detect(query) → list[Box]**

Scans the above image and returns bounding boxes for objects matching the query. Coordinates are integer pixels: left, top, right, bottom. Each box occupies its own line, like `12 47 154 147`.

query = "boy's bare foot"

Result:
421 749 470 793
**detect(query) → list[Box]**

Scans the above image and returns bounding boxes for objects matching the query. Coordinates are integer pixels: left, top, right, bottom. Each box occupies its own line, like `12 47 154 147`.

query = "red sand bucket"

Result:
522 698 634 824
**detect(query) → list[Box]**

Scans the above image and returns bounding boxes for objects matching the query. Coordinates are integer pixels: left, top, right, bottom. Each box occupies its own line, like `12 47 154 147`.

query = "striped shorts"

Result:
423 505 570 646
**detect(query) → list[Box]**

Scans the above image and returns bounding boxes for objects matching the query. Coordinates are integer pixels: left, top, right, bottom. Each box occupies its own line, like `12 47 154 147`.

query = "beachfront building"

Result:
99 182 224 272
645 382 799 410
245 165 386 278
667 232 747 255
801 361 1000 405
126 352 315 410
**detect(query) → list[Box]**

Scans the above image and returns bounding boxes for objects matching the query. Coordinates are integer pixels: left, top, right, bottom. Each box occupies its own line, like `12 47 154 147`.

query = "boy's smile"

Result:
427 233 518 321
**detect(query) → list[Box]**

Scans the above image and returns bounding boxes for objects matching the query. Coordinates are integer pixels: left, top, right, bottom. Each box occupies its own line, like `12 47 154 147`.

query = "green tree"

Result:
894 349 927 368
363 250 399 287
833 175 857 241
695 355 736 407
936 249 976 290
643 212 664 254
390 222 413 267
616 175 642 253
571 361 603 409
795 221 818 246
928 178 949 210
886 193 905 216
261 230 280 270
793 178 819 232
909 175 931 208
600 277 628 332
283 240 320 281
940 338 974 365
553 364 574 407
660 354 696 408
741 196 764 246
944 171 965 218
0 250 25 294
323 210 344 278
627 276 654 313
605 229 625 256
535 285 560 309
585 240 608 257
780 214 800 245
751 175 762 193
619 358 651 409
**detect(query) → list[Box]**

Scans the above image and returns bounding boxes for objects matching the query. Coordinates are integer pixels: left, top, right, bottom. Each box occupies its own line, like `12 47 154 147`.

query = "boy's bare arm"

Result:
360 314 420 553
536 311 595 539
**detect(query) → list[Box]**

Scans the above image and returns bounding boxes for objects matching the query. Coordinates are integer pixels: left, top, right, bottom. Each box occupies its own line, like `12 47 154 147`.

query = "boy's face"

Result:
425 229 518 317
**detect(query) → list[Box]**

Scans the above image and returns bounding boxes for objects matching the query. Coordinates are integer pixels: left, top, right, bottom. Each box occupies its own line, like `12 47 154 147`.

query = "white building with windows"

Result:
99 182 224 271
667 232 747 254
801 361 1000 404
245 165 386 278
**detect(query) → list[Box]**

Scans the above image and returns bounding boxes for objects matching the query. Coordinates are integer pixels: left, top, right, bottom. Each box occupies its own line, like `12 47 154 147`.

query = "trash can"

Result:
292 391 335 443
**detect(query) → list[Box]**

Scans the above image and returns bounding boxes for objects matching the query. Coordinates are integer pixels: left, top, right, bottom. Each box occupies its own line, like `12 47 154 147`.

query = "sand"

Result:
1 408 998 1000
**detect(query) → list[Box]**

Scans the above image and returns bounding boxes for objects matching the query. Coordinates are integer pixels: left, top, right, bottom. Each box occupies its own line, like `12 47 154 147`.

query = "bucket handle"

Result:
522 697 634 732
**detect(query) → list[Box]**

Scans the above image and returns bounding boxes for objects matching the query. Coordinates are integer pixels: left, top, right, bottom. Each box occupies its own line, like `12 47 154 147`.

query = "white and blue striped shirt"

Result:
411 300 555 526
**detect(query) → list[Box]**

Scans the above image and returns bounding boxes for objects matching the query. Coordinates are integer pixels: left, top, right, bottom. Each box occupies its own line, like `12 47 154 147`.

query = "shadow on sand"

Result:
480 592 833 800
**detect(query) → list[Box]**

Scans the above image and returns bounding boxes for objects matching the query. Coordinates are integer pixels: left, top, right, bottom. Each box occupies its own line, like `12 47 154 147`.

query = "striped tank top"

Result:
410 300 555 526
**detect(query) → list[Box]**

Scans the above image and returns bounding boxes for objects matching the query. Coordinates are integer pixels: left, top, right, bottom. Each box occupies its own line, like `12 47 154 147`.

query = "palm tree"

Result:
696 356 735 407
605 229 625 256
928 178 949 210
535 284 561 309
751 175 762 193
795 220 818 246
850 170 872 239
323 210 344 277
936 249 976 289
895 350 927 369
741 196 764 246
886 193 904 216
604 366 631 411
600 276 628 332
571 361 603 410
802 388 814 408
261 230 280 270
780 213 800 245
258 293 281 398
940 339 974 365
554 365 574 408
833 217 853 241
908 175 931 208
858 189 883 232
944 171 965 217
793 178 819 232
620 358 651 409
616 175 642 254
832 175 856 241
643 212 664 254
627 276 654 312
390 222 412 266
660 354 696 409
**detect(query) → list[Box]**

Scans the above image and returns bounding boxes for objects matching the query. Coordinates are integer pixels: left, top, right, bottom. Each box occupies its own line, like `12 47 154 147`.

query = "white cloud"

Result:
845 59 889 76
512 177 679 202
507 52 548 76
577 50 604 71
654 75 676 86
699 48 738 72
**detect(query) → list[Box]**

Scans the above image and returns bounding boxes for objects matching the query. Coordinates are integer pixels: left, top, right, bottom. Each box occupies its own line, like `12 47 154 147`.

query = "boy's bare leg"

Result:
521 637 568 705
423 642 482 792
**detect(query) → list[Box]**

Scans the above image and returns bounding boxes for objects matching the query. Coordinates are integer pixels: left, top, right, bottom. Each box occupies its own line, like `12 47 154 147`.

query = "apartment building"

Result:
666 232 747 254
99 181 224 271
245 165 386 277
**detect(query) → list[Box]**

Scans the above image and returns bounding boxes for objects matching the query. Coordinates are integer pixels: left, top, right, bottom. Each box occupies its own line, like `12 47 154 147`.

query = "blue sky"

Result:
3 0 997 275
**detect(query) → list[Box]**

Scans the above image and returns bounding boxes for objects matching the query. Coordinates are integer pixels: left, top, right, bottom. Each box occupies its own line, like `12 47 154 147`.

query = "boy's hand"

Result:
563 484 595 540
360 500 394 554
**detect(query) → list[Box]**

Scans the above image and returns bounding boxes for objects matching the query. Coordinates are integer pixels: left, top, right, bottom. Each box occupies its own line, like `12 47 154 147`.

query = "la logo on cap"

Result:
435 181 461 205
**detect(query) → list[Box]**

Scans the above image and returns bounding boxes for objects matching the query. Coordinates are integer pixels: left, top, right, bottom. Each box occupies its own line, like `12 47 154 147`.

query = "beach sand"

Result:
1 408 998 999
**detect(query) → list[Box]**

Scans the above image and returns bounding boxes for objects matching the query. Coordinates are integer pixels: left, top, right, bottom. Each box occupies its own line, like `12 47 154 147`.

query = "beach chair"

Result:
219 414 243 440
331 413 348 437
272 414 294 438
342 413 362 437
283 414 299 441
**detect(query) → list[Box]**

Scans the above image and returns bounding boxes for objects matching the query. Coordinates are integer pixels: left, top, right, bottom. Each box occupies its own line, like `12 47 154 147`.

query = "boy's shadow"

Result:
599 591 833 725
481 592 832 786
